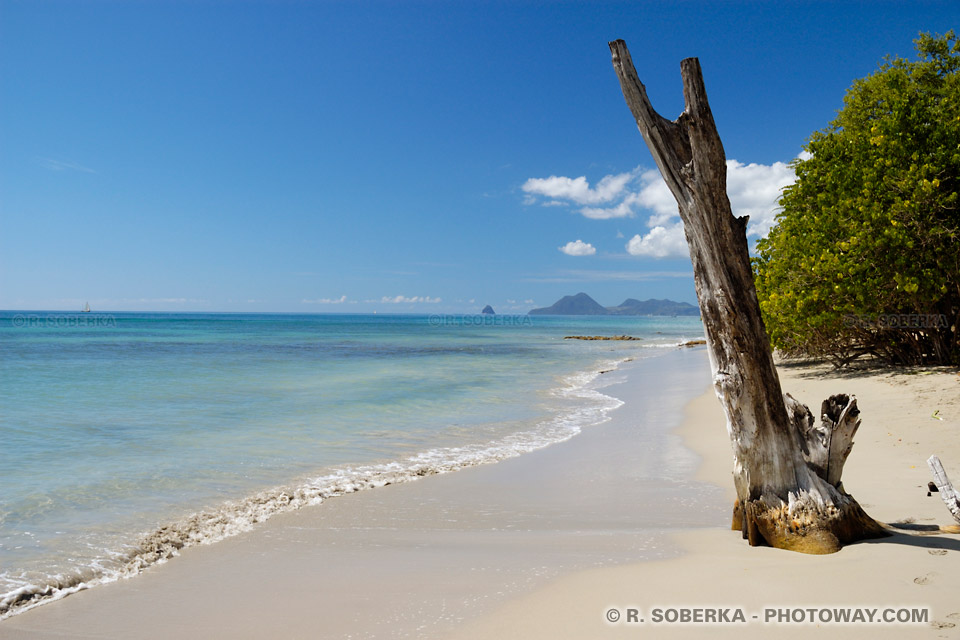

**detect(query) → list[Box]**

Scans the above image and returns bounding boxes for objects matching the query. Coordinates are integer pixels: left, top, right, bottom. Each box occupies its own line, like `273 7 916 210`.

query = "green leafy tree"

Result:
753 31 960 366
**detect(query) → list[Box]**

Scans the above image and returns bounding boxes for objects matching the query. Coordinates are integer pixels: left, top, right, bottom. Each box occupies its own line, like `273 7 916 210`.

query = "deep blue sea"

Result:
0 311 703 618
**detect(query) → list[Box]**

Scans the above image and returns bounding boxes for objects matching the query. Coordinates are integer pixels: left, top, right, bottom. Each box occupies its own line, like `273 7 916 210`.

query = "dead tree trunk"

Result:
609 40 887 553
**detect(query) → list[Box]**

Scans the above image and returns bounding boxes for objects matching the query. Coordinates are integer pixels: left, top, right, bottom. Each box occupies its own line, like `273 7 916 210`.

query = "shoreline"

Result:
0 348 632 622
1 347 718 638
9 351 957 638
453 360 960 639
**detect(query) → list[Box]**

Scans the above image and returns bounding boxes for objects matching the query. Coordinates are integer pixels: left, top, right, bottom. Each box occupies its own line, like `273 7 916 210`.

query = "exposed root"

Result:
735 494 888 554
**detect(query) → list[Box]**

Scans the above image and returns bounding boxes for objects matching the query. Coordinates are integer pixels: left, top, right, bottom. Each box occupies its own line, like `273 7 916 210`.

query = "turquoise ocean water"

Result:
0 311 703 618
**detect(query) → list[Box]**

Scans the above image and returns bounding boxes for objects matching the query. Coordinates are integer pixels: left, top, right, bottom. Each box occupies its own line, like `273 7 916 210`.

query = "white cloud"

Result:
578 200 635 220
578 173 674 222
559 239 597 256
522 171 633 205
521 167 647 219
634 171 678 222
725 160 796 238
302 295 348 304
626 225 689 259
380 295 442 304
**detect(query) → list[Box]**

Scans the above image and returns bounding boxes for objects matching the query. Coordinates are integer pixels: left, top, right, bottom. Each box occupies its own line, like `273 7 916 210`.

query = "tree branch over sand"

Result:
608 39 889 553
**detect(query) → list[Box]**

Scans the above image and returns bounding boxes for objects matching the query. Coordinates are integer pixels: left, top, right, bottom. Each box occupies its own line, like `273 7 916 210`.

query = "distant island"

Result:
528 292 699 316
481 305 495 314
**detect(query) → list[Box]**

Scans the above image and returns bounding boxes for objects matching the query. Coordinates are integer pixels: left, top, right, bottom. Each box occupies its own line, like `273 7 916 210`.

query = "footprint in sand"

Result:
948 612 960 620
928 549 948 556
914 572 937 585
931 621 956 629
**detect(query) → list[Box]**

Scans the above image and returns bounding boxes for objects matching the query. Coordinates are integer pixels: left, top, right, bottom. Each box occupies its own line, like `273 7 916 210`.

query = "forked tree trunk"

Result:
609 40 888 553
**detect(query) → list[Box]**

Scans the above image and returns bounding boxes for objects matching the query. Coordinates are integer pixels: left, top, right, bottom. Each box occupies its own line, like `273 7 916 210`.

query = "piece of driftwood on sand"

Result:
928 455 960 524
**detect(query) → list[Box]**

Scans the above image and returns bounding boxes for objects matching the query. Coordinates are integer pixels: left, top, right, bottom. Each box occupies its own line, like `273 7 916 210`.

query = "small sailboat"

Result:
82 301 91 313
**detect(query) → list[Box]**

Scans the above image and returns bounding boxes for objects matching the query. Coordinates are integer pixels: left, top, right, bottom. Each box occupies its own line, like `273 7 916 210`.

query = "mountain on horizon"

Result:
528 293 699 316
528 292 609 316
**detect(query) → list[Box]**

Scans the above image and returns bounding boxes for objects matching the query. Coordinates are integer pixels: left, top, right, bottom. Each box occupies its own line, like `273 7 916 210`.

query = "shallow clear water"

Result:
0 311 703 616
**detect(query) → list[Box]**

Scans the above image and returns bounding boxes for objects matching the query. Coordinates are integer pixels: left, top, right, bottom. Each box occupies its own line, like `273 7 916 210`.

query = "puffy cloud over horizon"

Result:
559 239 597 256
525 158 797 259
302 295 348 304
379 295 442 304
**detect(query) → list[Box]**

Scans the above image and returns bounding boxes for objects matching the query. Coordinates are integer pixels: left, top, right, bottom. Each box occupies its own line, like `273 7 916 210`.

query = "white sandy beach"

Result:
3 348 959 638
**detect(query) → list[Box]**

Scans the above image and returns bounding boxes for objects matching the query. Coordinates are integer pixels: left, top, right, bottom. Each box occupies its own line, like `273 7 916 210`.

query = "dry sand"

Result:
4 350 959 639
454 359 960 639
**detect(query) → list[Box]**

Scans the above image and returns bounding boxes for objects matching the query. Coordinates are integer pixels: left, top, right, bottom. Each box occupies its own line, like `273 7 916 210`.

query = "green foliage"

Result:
753 32 960 366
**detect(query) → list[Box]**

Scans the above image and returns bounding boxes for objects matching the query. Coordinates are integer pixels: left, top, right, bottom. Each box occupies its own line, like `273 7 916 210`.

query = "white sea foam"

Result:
0 358 628 621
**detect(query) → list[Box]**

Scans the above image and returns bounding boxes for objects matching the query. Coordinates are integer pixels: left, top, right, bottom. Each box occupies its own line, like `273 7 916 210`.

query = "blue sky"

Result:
2 1 958 313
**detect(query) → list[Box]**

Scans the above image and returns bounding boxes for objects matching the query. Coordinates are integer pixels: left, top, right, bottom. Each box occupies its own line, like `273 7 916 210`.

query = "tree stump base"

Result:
734 495 887 553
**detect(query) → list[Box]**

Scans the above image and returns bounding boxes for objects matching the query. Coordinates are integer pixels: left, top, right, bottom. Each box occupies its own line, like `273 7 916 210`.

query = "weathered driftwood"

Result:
609 40 887 553
927 455 960 524
786 393 862 489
